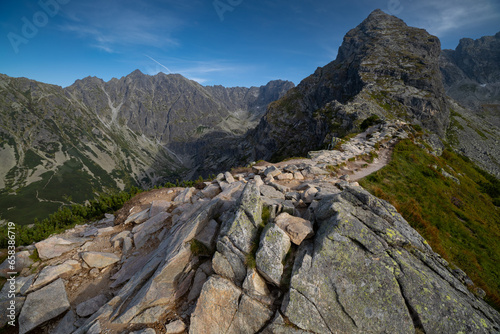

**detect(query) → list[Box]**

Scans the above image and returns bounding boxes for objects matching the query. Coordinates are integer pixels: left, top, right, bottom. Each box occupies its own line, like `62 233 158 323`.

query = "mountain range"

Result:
0 74 293 224
0 9 499 228
1 9 500 334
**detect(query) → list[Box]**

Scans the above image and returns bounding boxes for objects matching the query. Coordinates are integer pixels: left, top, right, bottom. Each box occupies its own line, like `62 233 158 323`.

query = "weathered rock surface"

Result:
18 279 70 334
30 259 81 291
274 212 314 245
255 223 291 286
76 294 108 317
35 236 89 260
80 252 120 268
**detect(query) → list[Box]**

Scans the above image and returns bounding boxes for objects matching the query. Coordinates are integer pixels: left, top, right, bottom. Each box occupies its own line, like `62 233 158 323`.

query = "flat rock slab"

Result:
275 212 314 245
124 208 150 225
51 309 76 334
133 211 171 249
260 184 285 200
0 296 25 328
76 294 108 317
30 259 81 291
18 278 70 334
190 276 242 334
35 236 89 260
81 252 120 268
149 200 172 217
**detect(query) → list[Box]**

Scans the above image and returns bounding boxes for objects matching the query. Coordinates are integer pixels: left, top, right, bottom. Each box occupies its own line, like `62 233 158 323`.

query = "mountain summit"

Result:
243 9 448 162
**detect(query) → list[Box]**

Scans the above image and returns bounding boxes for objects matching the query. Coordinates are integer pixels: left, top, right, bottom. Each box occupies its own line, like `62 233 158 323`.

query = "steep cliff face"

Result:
245 9 449 162
440 32 500 177
0 73 292 224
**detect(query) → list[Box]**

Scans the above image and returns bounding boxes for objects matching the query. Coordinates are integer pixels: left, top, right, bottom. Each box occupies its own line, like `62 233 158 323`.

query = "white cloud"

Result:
59 0 182 52
406 0 500 36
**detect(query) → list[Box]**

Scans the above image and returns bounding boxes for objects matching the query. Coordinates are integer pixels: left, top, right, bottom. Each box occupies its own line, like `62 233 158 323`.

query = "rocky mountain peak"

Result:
242 10 448 163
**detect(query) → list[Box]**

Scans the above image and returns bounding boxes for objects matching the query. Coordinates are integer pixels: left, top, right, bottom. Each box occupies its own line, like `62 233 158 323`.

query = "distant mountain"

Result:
203 9 498 178
0 73 293 224
440 33 500 176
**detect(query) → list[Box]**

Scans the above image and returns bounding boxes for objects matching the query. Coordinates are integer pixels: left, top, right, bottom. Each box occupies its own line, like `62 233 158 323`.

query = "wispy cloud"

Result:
59 0 183 52
406 0 500 36
142 56 256 85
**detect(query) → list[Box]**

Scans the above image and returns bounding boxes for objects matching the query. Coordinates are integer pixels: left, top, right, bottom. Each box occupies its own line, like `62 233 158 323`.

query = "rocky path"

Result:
2 121 499 334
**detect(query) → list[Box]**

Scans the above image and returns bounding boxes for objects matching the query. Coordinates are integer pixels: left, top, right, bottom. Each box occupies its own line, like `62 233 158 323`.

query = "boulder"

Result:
187 267 208 303
18 279 70 334
274 213 314 245
35 236 89 260
0 296 25 328
80 252 120 268
201 183 221 199
260 184 285 200
302 186 318 204
174 187 195 203
226 295 274 333
276 173 294 180
30 259 81 291
263 165 282 177
242 268 271 301
0 275 34 299
293 171 304 180
165 319 186 334
189 276 242 334
256 223 291 286
225 171 235 183
124 208 150 225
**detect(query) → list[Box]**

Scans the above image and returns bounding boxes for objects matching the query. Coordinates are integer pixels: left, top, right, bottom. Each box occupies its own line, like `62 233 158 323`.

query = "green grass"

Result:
190 239 211 257
359 139 500 310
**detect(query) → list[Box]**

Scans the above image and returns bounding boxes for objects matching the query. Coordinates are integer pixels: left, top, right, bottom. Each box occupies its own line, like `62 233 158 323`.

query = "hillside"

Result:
0 74 293 225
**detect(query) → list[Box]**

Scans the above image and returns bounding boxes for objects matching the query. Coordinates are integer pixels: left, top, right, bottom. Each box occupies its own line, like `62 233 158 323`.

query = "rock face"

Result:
440 32 500 177
241 9 449 162
18 279 70 334
2 120 500 333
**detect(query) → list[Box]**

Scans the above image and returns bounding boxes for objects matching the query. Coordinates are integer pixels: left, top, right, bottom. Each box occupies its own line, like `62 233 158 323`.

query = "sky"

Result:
0 0 499 88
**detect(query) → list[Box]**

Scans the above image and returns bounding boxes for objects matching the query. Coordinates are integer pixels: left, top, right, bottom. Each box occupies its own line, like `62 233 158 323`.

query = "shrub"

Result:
360 115 381 131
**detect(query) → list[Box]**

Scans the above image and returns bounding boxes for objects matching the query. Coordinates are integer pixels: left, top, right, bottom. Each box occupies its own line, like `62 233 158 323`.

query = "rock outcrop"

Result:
3 121 499 333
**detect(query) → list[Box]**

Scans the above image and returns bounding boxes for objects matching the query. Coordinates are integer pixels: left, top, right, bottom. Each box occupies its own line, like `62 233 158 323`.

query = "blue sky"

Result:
1 0 499 88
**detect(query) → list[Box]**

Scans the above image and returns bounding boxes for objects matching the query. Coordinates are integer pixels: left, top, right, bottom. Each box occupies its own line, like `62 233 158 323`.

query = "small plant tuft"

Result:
190 239 211 257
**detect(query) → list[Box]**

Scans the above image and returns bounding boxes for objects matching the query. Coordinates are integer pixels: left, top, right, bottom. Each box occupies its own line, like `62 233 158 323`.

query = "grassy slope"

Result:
359 138 500 309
